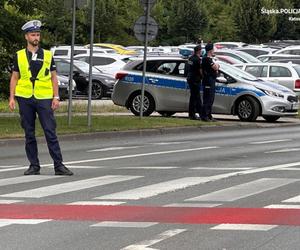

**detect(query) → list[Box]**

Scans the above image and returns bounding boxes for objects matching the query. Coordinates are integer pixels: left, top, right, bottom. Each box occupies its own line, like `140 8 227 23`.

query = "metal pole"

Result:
87 0 95 127
68 0 76 125
139 0 150 119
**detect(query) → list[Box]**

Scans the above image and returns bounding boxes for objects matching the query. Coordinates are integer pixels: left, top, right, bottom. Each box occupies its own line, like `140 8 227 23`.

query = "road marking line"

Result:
0 219 51 228
149 142 189 145
164 203 221 208
190 167 253 170
0 166 27 173
249 139 291 145
276 168 300 171
186 178 297 202
118 166 178 170
0 175 142 198
0 175 61 187
121 229 187 250
41 146 219 166
283 195 300 203
265 148 300 153
58 165 103 169
211 224 277 231
265 204 300 209
0 200 23 204
67 201 125 206
87 146 141 152
0 165 21 168
91 221 158 228
95 177 220 200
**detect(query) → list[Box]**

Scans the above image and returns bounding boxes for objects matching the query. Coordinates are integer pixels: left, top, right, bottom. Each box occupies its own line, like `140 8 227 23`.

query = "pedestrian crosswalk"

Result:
0 163 299 234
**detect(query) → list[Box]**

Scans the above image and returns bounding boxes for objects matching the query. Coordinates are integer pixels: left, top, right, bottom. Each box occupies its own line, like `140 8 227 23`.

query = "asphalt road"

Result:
1 125 300 250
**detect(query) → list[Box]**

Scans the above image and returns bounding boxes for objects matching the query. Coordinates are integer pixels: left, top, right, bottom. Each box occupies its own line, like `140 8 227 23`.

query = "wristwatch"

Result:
53 96 60 100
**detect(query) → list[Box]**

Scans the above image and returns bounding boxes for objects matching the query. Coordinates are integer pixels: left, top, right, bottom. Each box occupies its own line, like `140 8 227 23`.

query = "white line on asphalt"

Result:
0 219 51 228
0 166 27 173
282 195 300 203
94 177 222 200
0 199 23 204
91 221 158 228
249 139 292 145
118 166 178 170
164 203 221 208
276 167 300 171
87 146 141 152
186 178 298 202
190 167 253 170
0 175 62 187
67 201 125 206
265 148 300 153
211 224 277 231
264 204 300 209
148 142 190 145
0 165 21 168
41 146 219 166
121 229 187 250
0 175 142 198
59 165 104 169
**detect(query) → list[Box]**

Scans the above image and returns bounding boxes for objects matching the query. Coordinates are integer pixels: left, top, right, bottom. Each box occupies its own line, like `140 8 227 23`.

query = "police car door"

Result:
148 60 188 111
213 71 233 114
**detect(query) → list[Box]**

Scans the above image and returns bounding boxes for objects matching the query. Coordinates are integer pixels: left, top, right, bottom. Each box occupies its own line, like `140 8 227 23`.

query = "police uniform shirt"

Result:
202 56 217 79
12 48 56 84
187 54 202 83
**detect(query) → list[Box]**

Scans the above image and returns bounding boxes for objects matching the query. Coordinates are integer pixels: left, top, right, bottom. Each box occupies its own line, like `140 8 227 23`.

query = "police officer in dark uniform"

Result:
201 43 220 122
186 45 202 120
9 20 73 176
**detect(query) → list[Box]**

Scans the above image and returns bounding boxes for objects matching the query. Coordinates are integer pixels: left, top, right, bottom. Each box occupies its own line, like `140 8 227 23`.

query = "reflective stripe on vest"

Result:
15 49 53 99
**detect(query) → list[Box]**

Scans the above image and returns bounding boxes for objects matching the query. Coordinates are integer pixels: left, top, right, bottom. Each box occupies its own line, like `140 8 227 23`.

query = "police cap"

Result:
22 20 42 33
194 45 202 53
205 43 214 52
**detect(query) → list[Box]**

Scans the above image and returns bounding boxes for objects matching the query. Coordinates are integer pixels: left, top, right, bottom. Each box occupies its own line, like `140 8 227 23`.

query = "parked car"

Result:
235 62 300 95
57 75 76 100
269 58 300 65
112 57 298 122
215 55 244 64
257 54 300 62
214 49 261 63
215 42 248 49
90 43 137 55
55 58 116 99
74 54 131 76
274 45 300 55
235 47 276 57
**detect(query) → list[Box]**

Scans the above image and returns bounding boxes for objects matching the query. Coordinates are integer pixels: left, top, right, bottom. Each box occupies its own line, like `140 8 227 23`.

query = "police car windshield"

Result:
74 60 101 74
221 63 258 81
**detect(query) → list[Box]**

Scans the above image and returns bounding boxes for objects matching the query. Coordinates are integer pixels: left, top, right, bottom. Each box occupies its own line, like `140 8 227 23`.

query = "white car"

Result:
274 45 300 55
235 62 300 95
74 53 131 76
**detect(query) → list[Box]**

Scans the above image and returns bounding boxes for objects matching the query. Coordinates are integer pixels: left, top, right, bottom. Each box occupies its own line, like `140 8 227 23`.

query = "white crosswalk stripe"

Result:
0 219 51 228
0 175 142 198
0 175 61 187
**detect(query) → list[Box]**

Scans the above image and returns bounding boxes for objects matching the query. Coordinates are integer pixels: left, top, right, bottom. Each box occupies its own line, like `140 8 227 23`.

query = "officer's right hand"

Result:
9 98 15 112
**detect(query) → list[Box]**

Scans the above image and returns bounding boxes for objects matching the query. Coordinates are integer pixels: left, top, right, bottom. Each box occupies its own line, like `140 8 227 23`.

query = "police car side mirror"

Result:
216 76 228 84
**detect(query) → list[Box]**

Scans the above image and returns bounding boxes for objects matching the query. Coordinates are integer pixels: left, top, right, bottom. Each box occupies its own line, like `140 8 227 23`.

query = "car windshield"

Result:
293 65 300 77
235 51 261 63
74 60 101 74
221 63 258 81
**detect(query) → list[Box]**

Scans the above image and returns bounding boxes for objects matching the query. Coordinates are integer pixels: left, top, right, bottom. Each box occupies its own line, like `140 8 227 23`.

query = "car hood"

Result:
248 79 294 94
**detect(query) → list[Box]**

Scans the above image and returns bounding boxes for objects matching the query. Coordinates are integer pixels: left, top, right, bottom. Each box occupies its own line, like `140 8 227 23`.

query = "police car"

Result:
112 57 299 122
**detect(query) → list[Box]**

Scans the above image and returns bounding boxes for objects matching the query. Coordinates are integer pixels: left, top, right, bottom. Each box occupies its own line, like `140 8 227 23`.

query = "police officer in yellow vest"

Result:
9 20 73 176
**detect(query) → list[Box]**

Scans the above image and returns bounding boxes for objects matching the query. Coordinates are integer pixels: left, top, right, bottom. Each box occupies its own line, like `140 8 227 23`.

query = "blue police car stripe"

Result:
123 74 265 97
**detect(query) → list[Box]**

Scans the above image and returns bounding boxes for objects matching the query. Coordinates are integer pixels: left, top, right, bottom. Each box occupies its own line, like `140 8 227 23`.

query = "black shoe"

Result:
189 115 200 120
24 165 40 175
201 117 210 122
55 165 73 176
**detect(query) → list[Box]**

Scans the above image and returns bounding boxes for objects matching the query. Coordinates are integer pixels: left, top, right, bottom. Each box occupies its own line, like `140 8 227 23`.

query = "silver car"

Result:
235 62 300 96
112 57 299 122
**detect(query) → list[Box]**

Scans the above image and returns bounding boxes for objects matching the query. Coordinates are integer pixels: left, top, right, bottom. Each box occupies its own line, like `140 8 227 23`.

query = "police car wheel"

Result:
129 92 155 116
236 96 259 122
262 115 280 122
91 81 104 99
158 111 176 117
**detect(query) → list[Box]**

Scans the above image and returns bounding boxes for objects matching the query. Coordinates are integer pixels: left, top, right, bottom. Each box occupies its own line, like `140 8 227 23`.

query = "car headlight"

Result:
104 79 116 84
258 88 284 98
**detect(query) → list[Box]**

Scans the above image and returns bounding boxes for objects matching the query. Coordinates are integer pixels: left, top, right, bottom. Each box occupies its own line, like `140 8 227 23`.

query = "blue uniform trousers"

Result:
202 76 216 119
16 96 63 168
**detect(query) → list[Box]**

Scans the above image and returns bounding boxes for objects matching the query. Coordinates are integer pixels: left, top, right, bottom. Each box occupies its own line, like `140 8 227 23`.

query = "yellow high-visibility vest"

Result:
15 49 53 99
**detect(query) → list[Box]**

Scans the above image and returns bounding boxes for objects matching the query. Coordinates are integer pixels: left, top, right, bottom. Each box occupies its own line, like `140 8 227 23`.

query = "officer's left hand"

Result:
51 98 60 111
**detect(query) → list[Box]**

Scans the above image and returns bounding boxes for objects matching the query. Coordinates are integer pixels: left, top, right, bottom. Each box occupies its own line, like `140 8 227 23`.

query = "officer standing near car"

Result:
8 20 73 176
201 43 220 121
186 45 202 120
